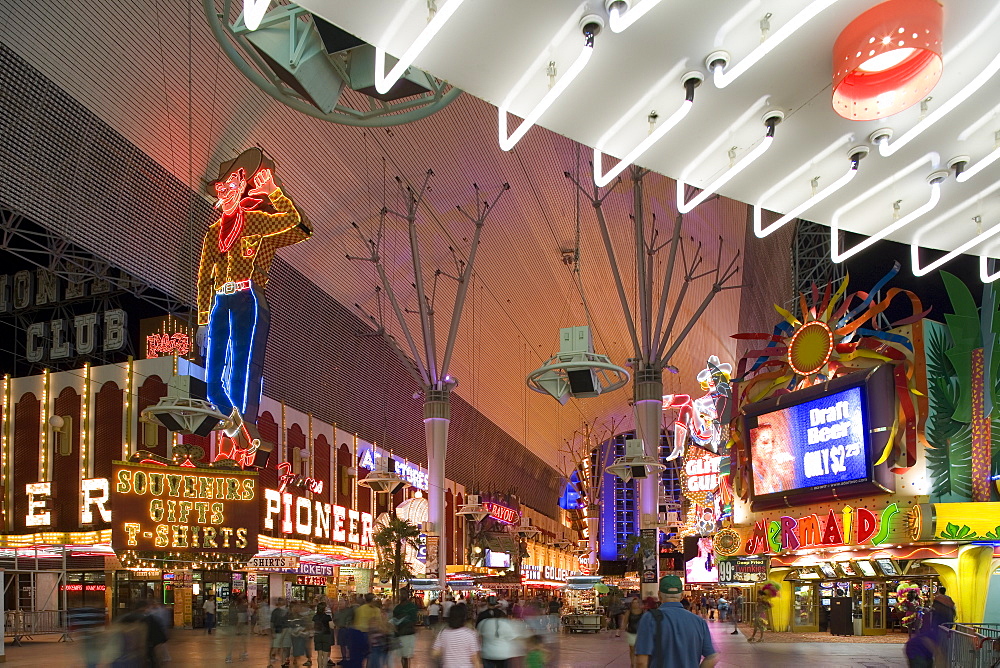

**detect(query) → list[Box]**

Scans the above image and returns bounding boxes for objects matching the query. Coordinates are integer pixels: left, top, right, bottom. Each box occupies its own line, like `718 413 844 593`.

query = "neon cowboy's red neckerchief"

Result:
218 197 263 253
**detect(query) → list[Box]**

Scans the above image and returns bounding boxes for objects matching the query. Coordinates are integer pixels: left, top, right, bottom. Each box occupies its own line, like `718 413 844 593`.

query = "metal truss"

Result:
205 0 462 127
0 208 190 374
791 218 845 300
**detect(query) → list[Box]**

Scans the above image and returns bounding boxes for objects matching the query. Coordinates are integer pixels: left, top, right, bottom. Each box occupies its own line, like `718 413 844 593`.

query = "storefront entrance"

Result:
787 561 940 636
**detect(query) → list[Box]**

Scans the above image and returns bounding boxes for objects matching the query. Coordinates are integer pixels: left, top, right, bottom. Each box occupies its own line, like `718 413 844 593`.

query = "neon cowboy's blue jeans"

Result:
206 284 271 422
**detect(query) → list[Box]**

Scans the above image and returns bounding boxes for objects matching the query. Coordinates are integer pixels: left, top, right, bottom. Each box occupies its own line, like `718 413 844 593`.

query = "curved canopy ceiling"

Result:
299 0 1000 279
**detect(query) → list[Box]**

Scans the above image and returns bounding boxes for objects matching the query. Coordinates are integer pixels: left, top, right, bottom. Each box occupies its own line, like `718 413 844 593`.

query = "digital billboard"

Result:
683 536 718 584
749 385 868 496
485 550 511 569
744 365 896 510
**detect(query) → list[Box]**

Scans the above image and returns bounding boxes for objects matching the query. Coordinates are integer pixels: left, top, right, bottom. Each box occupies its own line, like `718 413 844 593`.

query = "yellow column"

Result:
766 568 794 632
925 545 999 623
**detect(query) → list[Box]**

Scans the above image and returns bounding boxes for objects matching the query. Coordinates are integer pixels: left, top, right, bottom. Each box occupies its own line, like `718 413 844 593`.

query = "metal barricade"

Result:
3 610 70 645
941 623 1000 668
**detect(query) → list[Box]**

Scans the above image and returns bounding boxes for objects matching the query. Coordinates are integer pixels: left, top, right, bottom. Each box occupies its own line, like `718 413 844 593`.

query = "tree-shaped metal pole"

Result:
559 416 625 571
349 171 509 591
566 165 741 597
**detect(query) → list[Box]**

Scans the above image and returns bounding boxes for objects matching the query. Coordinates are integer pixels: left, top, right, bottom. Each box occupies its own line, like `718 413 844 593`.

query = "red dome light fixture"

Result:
832 0 943 121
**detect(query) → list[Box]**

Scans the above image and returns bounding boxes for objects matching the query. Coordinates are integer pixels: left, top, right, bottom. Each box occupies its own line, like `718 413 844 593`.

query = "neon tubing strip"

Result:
374 0 466 95
499 42 593 151
608 0 663 33
677 133 774 214
879 50 1000 158
981 256 1000 282
957 146 1000 183
830 153 941 263
910 176 1000 276
754 137 859 238
594 99 692 187
242 0 270 31
712 0 841 88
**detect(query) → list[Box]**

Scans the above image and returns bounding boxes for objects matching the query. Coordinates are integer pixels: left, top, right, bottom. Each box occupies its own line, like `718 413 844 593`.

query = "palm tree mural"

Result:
925 273 1000 502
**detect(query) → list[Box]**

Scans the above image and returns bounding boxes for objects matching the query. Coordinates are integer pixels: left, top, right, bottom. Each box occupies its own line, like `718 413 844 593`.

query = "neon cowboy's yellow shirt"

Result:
197 188 310 324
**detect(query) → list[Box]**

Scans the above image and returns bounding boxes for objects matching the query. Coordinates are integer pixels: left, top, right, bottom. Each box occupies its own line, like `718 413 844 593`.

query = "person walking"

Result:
270 598 293 668
634 575 717 668
716 595 728 623
432 604 481 668
731 590 744 635
477 605 524 668
226 593 250 663
333 597 357 666
393 591 418 668
69 606 107 668
609 596 625 637
476 596 506 625
624 598 646 668
748 592 771 643
204 593 217 634
427 599 442 628
313 602 334 668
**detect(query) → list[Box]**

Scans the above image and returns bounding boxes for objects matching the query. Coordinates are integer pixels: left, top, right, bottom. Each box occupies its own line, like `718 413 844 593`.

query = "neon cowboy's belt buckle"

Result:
217 280 251 295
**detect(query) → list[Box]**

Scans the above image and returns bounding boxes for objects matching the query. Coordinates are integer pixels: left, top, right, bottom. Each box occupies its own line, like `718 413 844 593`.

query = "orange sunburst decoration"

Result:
727 263 929 495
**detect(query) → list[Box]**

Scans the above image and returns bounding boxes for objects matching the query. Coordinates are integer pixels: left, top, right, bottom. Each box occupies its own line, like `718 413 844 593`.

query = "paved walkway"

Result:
0 622 908 667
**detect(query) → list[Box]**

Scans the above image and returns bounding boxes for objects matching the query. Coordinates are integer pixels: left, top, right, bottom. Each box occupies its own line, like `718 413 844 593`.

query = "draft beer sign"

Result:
111 462 258 553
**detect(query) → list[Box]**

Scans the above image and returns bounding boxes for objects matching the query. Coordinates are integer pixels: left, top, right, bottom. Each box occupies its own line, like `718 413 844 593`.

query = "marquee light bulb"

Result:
374 0 467 95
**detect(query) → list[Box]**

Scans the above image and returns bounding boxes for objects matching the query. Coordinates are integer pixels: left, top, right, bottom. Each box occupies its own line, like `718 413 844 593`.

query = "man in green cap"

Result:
635 575 717 668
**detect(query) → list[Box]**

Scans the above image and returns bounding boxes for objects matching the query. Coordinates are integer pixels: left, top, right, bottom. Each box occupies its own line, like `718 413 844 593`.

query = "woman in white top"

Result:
433 604 480 668
428 600 442 627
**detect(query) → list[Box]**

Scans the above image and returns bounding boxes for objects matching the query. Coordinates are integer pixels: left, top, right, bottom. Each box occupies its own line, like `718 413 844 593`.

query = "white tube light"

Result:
981 256 1000 282
712 0 840 89
242 0 270 31
754 158 861 238
913 218 1000 276
677 120 778 214
374 0 466 95
957 146 1000 183
830 153 939 263
608 0 663 33
878 50 1000 158
910 176 1000 276
594 93 693 187
958 99 1000 141
500 42 593 151
832 182 941 264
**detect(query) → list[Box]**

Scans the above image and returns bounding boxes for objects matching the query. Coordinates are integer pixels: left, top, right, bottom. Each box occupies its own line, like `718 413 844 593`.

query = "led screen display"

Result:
683 536 718 583
875 558 899 576
484 550 511 569
818 563 837 578
749 385 869 496
856 561 877 577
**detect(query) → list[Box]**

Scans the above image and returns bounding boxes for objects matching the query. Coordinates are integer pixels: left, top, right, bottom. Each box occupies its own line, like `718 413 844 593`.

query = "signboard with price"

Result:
744 364 896 511
749 386 867 496
718 556 768 585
